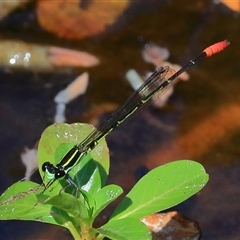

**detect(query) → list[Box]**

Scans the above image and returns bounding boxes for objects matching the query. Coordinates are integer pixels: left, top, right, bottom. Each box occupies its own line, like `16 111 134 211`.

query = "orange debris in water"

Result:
48 46 99 67
146 102 240 168
142 211 200 238
37 0 129 39
220 0 240 12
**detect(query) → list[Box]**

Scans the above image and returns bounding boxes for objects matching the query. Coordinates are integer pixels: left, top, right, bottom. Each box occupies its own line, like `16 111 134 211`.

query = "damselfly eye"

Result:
42 162 51 172
55 170 65 179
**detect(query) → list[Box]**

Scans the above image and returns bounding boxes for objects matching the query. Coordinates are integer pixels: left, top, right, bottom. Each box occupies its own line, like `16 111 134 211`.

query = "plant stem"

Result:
67 221 82 239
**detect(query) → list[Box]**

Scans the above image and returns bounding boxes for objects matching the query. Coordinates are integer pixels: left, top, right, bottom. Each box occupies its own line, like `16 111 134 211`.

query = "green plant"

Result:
0 123 209 239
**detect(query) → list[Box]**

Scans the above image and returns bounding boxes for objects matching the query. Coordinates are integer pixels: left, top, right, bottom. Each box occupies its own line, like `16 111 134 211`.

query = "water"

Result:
0 1 239 239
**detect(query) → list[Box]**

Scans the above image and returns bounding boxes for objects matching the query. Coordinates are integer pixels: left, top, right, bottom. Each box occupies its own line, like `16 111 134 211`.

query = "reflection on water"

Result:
0 1 239 239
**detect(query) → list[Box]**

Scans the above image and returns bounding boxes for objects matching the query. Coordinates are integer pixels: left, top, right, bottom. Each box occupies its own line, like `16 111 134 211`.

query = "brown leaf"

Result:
37 0 129 39
142 211 201 240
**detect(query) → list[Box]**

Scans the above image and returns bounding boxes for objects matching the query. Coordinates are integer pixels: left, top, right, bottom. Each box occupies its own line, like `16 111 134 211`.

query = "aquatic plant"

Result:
0 123 208 239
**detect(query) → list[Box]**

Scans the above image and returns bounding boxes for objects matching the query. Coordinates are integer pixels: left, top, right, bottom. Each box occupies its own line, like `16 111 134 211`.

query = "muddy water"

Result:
0 1 239 239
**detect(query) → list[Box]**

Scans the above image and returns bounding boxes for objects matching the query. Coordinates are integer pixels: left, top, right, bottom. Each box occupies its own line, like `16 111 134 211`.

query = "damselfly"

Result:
42 40 230 191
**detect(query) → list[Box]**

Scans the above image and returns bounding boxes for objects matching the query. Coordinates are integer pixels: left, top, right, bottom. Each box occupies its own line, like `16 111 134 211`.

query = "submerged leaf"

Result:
37 0 129 39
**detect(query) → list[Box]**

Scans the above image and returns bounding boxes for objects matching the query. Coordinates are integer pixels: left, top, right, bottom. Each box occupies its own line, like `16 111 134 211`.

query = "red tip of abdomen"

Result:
204 40 230 57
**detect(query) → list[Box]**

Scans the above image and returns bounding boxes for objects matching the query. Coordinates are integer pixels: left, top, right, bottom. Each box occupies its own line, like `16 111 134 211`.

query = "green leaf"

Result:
110 160 209 220
73 154 103 195
0 181 73 226
38 123 110 193
0 123 111 234
92 184 123 218
38 191 90 223
0 181 42 219
0 181 84 238
97 218 151 240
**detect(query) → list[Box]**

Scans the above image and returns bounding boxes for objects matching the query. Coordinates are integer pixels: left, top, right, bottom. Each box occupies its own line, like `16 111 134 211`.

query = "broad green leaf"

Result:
97 218 151 240
73 154 103 195
0 123 111 238
39 191 90 223
110 160 209 220
0 181 42 219
38 123 110 194
0 181 73 226
92 184 123 218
